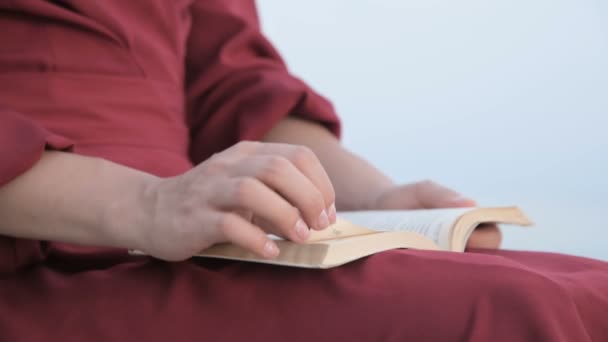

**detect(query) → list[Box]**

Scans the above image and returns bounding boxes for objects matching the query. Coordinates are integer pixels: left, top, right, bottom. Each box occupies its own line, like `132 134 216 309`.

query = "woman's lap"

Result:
1 249 607 341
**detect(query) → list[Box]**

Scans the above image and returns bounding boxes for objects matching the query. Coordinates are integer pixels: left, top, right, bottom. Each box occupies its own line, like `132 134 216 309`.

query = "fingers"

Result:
376 180 477 210
264 144 336 220
411 180 476 208
211 177 311 242
230 155 330 231
227 141 336 220
466 224 502 249
149 140 330 261
211 212 280 259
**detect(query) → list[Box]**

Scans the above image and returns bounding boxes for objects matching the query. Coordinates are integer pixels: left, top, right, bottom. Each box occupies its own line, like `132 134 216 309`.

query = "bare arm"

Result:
0 152 153 249
263 117 394 210
0 142 338 260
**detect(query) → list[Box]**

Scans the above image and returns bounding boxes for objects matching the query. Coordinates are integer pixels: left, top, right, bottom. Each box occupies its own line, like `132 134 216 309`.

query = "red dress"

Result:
1 1 607 341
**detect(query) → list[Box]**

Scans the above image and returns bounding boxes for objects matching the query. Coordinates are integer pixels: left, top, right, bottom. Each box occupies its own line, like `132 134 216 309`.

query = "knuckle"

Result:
204 157 229 175
301 189 325 214
259 156 290 179
289 145 317 166
234 140 260 153
234 140 251 150
414 179 438 193
215 213 236 235
418 179 437 187
232 177 258 202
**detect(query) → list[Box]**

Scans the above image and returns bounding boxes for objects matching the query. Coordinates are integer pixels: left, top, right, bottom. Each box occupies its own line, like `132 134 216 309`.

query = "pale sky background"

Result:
257 0 608 260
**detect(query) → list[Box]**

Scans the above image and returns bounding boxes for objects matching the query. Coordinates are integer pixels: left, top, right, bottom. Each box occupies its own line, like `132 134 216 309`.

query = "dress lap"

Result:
1 249 606 341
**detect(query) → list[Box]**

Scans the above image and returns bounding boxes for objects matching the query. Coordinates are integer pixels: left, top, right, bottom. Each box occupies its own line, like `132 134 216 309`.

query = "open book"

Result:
155 206 532 269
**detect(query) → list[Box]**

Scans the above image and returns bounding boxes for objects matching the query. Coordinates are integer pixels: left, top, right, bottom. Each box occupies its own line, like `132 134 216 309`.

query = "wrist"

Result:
98 161 159 251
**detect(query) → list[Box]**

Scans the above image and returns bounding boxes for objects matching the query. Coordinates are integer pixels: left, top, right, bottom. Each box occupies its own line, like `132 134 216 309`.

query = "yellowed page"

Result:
338 208 475 249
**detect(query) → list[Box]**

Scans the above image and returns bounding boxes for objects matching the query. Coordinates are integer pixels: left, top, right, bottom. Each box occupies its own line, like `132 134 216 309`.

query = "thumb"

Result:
404 180 476 209
373 180 477 210
439 195 477 208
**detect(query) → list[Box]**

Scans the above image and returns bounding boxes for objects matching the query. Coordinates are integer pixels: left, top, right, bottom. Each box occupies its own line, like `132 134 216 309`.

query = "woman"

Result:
1 1 607 341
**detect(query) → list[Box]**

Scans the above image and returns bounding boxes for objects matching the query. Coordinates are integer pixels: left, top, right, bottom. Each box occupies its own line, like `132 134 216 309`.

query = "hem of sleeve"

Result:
188 70 342 163
236 76 342 142
0 110 74 187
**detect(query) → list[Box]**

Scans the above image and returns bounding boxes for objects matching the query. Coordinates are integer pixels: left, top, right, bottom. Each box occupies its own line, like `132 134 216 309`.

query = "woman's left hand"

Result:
367 180 502 249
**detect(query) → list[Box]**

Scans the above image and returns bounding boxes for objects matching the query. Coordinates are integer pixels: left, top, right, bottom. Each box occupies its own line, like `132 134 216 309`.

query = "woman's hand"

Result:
261 117 501 250
132 141 337 261
368 180 502 249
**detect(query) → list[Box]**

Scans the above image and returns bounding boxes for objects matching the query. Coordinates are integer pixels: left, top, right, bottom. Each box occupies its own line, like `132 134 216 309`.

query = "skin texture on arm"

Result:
0 151 198 258
0 142 338 261
262 116 502 249
0 118 498 255
0 152 153 250
263 117 394 211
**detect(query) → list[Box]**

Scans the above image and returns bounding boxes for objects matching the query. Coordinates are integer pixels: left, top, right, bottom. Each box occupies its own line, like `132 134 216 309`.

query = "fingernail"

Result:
328 203 337 224
295 219 310 240
263 240 279 258
318 210 330 229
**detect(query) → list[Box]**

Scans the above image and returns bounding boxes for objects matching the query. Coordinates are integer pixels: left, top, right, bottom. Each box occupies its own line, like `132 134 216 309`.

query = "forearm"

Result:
0 151 154 249
263 117 394 210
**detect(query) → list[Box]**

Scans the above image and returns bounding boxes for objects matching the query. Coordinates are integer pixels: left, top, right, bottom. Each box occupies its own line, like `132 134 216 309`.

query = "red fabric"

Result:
1 249 607 341
0 1 606 341
0 108 73 187
184 1 340 163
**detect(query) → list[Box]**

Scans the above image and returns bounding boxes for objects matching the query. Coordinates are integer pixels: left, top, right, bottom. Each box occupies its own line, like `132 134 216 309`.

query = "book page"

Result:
338 208 474 249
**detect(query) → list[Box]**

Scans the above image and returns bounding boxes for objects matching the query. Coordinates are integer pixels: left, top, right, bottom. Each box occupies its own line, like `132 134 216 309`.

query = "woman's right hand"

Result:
132 141 337 261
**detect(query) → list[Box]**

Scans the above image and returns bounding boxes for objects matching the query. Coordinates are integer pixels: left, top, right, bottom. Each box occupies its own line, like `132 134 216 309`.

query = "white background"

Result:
257 0 608 260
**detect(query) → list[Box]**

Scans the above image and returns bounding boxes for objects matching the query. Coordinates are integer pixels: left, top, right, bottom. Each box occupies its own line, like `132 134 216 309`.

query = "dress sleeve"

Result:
185 0 341 164
0 106 73 187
